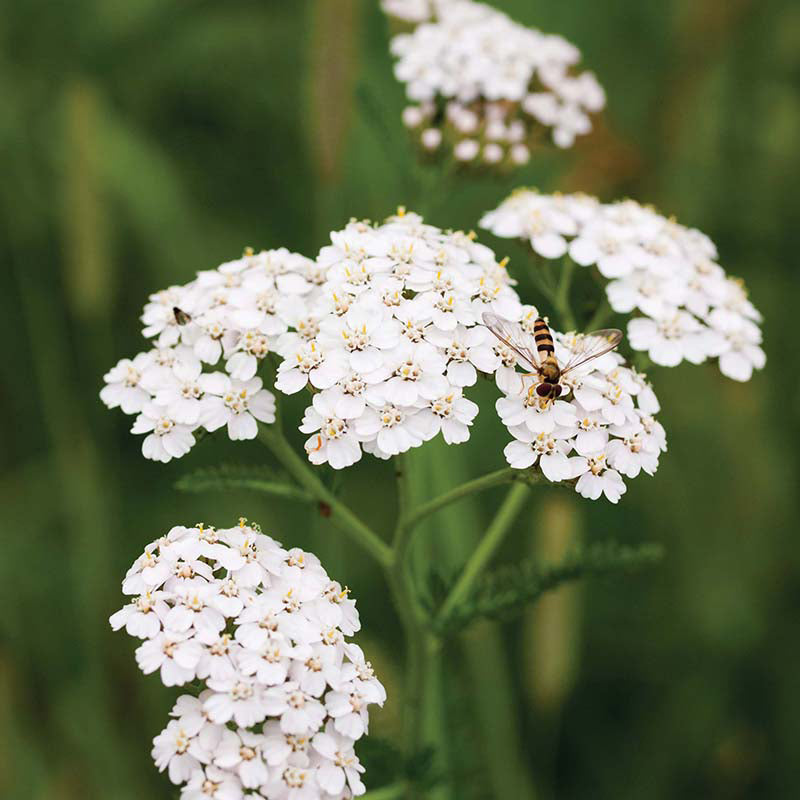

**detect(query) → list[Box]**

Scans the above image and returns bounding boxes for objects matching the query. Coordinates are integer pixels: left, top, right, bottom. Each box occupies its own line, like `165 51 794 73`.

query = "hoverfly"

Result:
173 306 192 326
482 312 623 401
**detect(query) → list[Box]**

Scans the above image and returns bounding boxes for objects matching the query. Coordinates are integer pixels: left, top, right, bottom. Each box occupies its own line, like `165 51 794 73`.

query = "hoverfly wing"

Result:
560 328 623 376
481 312 542 372
173 306 192 326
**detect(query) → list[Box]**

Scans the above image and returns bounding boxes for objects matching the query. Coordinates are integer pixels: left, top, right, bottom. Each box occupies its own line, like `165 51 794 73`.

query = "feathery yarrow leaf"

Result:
434 540 664 634
175 464 313 504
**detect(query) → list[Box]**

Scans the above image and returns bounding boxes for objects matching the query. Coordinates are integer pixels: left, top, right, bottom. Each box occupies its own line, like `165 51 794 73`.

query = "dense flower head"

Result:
276 209 522 468
99 248 321 461
111 519 384 799
494 307 666 503
388 0 605 165
481 190 765 381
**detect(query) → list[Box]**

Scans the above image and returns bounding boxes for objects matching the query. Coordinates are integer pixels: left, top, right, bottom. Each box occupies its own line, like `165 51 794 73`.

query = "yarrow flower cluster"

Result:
99 248 323 461
111 519 385 799
275 209 522 468
386 0 605 165
481 190 765 381
494 308 667 503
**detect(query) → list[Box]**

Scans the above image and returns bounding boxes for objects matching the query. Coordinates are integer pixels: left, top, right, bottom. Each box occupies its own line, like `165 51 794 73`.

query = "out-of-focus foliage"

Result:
1 0 798 798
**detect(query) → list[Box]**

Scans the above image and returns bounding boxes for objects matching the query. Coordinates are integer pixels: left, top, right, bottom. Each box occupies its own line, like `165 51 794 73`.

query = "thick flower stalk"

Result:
386 0 605 165
481 190 765 381
99 249 325 461
493 306 666 503
110 519 385 799
273 210 522 467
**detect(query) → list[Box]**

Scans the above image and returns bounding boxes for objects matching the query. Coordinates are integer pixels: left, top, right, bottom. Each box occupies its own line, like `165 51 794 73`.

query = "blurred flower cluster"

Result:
381 0 434 23
481 191 765 381
277 210 522 467
386 0 605 165
100 248 325 461
111 519 384 799
493 307 666 503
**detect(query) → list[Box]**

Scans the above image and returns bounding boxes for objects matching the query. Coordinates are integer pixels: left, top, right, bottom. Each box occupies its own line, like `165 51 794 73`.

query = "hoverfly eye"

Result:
552 385 562 397
536 383 551 397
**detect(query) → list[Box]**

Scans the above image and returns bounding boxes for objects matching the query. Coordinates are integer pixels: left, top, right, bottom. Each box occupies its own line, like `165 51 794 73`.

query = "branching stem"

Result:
402 467 520 532
554 258 577 330
437 482 531 624
257 427 392 567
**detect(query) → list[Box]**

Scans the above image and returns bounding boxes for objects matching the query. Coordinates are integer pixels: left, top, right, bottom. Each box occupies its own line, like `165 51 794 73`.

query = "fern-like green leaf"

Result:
434 540 664 635
175 464 312 503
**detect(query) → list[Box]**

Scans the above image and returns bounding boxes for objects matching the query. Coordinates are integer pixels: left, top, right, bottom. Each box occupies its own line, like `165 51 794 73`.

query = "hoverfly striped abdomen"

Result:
533 317 555 356
533 317 562 391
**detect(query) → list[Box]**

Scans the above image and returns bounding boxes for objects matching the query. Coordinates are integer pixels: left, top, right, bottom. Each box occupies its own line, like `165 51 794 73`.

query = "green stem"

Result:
403 467 520 532
257 427 392 567
554 258 577 331
586 297 614 331
362 782 408 800
389 455 430 765
437 482 531 624
634 352 652 373
530 266 557 305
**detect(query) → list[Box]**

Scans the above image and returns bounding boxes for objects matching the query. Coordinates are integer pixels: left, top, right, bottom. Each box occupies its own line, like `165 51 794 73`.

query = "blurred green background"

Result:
2 1 799 798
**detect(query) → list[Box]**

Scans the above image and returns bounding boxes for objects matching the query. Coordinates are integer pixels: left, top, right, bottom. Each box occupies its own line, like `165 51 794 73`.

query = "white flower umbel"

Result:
112 519 384 799
279 209 522 467
388 0 605 164
481 190 765 380
100 248 317 461
495 315 667 503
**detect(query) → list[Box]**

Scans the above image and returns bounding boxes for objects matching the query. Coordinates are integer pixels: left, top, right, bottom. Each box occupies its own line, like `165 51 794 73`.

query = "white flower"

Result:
324 675 384 740
503 428 574 481
112 520 385 799
164 585 227 637
181 765 243 800
481 189 765 381
300 390 363 470
277 210 522 468
100 352 155 414
627 313 712 367
263 684 327 735
706 308 766 382
418 388 479 444
202 376 276 441
355 402 437 457
425 324 499 386
135 630 203 686
275 339 346 395
213 729 270 789
388 0 605 162
153 716 223 785
312 723 366 797
261 764 320 800
572 451 627 503
150 360 229 425
131 403 196 463
109 591 169 639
